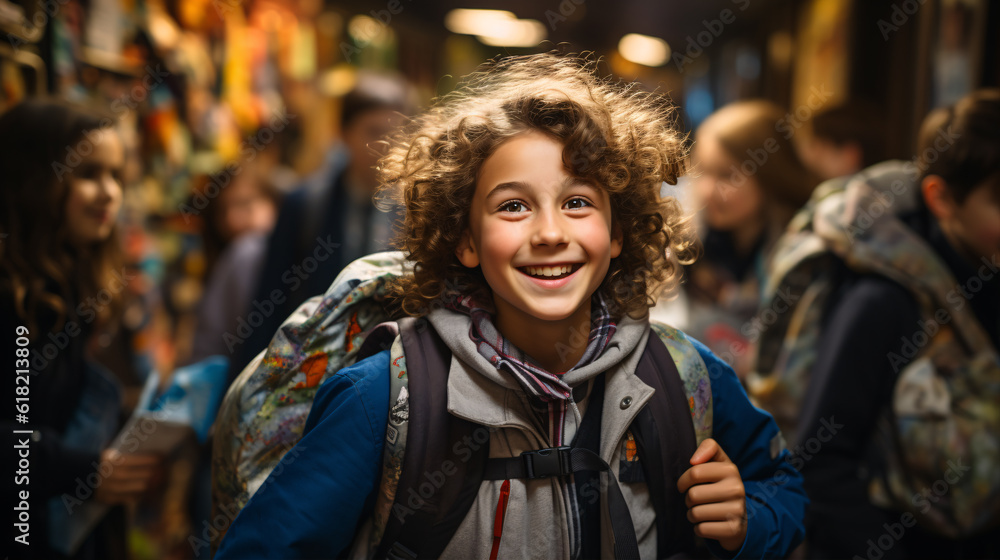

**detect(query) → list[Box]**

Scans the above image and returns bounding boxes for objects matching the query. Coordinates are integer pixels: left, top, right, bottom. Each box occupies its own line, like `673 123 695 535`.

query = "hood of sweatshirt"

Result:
426 305 655 448
426 305 650 390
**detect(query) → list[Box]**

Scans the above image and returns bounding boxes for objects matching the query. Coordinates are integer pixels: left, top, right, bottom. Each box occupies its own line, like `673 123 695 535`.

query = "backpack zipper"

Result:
489 479 511 560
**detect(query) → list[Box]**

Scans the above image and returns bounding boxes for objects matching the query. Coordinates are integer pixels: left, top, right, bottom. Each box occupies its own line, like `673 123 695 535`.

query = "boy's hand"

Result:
677 438 747 552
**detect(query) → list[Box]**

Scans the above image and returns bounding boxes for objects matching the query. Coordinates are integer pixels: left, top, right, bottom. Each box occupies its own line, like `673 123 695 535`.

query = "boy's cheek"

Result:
971 222 1000 257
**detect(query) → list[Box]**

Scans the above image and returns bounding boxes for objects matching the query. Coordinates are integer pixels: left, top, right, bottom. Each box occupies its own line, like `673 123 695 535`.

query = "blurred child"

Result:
801 101 886 181
0 100 162 559
684 100 818 378
226 73 411 379
751 90 1000 558
217 53 806 560
187 169 281 364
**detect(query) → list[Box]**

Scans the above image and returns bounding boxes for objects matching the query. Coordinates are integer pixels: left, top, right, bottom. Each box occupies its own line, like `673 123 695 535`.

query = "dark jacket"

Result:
800 208 1000 560
2 293 127 560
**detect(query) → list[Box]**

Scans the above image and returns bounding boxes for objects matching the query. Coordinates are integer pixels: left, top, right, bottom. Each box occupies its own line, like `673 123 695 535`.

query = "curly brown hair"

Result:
377 53 698 319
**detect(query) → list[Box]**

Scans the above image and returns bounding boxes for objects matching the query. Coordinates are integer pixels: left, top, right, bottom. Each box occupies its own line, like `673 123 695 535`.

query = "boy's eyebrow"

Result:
485 177 598 200
485 181 529 200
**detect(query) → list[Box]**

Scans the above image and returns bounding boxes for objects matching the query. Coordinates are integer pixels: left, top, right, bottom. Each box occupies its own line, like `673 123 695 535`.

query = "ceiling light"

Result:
444 9 517 35
476 19 546 48
618 33 671 67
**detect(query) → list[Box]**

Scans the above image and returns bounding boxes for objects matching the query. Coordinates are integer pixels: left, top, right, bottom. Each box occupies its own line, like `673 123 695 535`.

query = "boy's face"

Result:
937 178 1000 263
344 108 404 189
457 131 622 328
802 137 863 181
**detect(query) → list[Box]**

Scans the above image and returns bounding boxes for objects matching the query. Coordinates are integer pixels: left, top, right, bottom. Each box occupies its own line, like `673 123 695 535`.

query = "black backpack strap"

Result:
631 332 698 557
374 317 488 560
572 376 605 559
356 321 399 363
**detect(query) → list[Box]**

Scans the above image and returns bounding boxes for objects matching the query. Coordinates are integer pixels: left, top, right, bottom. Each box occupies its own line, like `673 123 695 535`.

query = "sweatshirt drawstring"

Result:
489 479 511 560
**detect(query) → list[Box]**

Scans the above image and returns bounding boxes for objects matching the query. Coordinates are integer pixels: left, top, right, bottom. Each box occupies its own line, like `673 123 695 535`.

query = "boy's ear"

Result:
610 223 623 259
455 230 480 268
922 175 957 222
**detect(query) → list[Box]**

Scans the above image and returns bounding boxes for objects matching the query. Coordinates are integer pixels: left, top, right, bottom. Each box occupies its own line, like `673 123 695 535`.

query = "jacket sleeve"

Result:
216 350 390 560
692 339 808 560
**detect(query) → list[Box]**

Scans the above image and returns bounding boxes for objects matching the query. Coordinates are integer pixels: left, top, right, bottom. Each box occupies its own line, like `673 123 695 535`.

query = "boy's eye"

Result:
498 200 527 213
564 197 591 210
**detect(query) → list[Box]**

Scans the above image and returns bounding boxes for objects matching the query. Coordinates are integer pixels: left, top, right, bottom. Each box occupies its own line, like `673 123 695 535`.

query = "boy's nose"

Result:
531 211 569 246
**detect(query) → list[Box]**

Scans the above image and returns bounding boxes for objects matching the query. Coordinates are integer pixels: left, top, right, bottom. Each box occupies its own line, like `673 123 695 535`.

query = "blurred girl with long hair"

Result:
684 100 819 378
1 99 160 560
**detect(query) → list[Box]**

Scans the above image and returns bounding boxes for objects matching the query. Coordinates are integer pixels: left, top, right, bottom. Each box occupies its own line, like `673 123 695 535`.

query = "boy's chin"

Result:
497 301 583 325
518 303 589 324
526 310 578 323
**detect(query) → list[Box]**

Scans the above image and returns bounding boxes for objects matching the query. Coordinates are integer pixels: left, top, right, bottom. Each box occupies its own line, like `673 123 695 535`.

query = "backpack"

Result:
748 161 1000 537
211 252 409 549
211 251 715 554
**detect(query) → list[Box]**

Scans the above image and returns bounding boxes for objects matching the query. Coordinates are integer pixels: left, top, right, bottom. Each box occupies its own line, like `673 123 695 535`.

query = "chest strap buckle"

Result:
522 446 573 479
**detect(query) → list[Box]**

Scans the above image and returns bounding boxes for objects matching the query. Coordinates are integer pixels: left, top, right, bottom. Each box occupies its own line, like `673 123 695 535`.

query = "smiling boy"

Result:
455 131 622 373
217 53 806 560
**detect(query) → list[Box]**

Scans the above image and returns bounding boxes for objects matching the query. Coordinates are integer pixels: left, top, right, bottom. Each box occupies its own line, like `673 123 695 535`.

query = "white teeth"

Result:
524 265 573 277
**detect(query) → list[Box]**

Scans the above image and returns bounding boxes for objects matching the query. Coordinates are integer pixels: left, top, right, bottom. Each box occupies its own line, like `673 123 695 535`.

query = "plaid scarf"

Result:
444 292 617 446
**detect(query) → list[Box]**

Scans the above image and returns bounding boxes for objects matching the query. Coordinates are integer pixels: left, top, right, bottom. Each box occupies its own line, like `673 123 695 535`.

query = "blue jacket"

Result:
218 334 806 559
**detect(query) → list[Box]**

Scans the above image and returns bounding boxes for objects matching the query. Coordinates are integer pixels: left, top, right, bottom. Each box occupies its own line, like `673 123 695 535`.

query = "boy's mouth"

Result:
518 263 582 280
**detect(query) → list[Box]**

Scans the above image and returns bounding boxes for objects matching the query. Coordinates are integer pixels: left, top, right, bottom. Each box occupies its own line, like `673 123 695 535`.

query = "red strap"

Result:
489 480 511 560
